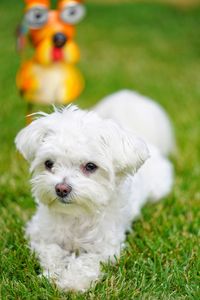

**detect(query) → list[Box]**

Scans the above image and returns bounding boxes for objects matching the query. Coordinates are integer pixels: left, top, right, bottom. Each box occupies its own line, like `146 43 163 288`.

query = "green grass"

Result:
0 1 200 299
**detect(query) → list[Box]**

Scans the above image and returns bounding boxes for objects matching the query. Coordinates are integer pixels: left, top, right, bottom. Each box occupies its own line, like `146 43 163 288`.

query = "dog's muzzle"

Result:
53 33 67 48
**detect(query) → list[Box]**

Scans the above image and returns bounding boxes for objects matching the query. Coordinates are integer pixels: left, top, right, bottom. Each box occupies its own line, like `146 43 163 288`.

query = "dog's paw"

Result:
53 254 101 291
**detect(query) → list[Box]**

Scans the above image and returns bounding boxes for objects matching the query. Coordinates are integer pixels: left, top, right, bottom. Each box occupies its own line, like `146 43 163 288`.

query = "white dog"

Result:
15 90 174 291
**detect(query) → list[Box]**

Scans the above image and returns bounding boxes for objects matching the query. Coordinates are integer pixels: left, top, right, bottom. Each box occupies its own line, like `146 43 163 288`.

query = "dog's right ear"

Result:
15 117 49 162
101 119 150 175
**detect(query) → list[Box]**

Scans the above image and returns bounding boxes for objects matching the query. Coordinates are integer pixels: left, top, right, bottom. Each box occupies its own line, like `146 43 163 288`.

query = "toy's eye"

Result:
60 2 86 24
25 6 48 29
84 162 98 173
45 160 54 171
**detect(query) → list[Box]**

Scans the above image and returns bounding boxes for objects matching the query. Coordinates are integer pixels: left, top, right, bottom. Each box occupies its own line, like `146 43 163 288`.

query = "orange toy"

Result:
17 0 85 106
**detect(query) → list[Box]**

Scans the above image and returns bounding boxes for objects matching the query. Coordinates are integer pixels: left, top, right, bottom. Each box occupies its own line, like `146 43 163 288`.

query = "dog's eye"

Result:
45 160 54 170
84 162 98 173
60 2 86 24
25 6 48 29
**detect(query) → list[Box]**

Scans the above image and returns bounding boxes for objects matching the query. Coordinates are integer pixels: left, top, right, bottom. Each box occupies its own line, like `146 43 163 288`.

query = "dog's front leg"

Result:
30 241 72 280
31 241 102 291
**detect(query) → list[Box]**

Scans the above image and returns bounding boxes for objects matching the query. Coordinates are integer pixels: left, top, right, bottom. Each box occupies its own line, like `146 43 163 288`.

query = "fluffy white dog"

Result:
15 90 174 291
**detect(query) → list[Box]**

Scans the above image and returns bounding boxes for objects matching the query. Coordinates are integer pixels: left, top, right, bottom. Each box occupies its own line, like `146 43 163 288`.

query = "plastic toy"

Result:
16 0 85 108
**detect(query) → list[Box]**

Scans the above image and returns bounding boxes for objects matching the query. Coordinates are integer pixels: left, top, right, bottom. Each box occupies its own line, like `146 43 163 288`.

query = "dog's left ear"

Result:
15 116 49 162
103 120 150 174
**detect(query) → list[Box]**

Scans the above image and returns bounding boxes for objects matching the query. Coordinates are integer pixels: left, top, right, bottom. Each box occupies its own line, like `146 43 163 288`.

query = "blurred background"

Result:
0 0 199 298
0 0 200 151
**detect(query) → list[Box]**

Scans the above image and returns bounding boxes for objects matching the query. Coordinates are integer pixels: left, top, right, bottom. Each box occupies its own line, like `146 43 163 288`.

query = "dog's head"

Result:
15 106 149 214
21 0 85 64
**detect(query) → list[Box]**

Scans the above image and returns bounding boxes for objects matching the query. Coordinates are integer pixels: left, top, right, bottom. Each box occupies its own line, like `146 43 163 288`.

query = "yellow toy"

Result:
17 0 85 106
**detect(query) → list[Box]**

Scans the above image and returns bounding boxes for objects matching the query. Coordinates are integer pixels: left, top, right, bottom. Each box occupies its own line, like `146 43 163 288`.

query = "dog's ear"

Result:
103 120 150 174
15 116 49 162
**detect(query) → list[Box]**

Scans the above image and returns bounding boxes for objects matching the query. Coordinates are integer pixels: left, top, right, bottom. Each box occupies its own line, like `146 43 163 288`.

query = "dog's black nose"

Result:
53 33 67 48
55 183 72 198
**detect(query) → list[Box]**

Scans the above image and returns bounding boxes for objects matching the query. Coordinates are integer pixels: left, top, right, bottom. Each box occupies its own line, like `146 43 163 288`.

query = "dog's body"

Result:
94 90 175 156
15 91 174 291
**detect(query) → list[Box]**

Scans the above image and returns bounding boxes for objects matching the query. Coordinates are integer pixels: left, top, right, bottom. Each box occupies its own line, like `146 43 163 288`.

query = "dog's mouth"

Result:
57 196 72 205
52 47 64 62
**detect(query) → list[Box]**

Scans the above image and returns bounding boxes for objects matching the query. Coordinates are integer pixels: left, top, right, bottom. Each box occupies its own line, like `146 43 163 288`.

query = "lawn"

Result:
0 1 200 299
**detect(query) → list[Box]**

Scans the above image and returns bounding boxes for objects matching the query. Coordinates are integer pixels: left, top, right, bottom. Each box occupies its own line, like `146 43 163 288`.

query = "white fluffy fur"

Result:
15 91 174 292
94 90 176 156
